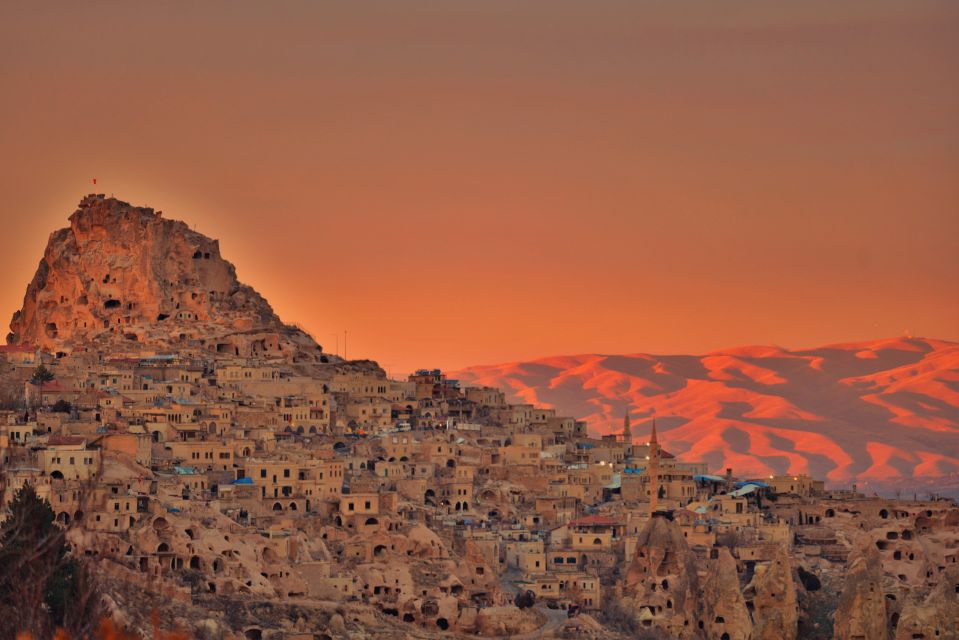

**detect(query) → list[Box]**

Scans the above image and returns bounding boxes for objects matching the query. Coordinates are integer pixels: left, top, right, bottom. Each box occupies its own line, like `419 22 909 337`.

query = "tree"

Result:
51 399 72 414
513 589 536 609
30 364 55 416
0 483 100 638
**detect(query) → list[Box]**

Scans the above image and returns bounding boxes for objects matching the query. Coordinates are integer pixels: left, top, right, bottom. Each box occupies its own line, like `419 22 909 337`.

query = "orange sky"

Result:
0 1 957 375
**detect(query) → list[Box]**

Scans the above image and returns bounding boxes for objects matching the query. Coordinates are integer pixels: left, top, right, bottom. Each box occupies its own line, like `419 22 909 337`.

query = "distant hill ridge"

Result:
453 337 959 487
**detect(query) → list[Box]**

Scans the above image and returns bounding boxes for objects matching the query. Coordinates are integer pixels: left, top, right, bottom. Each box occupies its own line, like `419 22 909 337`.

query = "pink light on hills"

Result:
452 338 959 484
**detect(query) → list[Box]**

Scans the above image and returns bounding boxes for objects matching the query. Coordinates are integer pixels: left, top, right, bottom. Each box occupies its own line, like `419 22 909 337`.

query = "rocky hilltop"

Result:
7 194 324 361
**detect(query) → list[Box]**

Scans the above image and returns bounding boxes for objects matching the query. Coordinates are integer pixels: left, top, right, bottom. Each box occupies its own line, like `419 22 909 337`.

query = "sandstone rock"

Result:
893 565 959 640
328 612 346 634
700 548 753 640
744 545 798 640
834 543 889 640
7 195 323 361
473 606 541 636
552 613 607 639
623 515 701 638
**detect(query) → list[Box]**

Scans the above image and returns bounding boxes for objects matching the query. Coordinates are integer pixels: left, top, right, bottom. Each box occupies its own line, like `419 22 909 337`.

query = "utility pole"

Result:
344 330 348 361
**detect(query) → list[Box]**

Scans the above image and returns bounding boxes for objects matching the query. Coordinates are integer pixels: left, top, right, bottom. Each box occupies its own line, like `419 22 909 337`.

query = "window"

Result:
365 501 372 509
260 469 267 478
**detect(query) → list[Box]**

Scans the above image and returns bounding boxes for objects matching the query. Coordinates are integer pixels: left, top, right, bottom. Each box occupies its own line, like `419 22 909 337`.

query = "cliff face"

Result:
7 194 323 360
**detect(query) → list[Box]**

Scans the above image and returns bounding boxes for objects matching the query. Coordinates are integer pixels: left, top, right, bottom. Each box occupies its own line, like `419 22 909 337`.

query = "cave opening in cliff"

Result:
103 299 121 310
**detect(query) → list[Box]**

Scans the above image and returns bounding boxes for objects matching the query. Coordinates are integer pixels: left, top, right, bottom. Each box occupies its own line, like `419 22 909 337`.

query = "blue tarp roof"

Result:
695 474 726 482
174 466 196 475
735 480 770 489
233 477 254 485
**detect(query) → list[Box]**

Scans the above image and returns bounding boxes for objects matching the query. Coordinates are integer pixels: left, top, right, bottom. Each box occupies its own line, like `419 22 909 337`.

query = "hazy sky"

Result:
1 1 957 374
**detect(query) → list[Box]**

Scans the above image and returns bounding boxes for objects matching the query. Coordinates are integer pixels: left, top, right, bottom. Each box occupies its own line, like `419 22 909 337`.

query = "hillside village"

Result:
1 196 958 640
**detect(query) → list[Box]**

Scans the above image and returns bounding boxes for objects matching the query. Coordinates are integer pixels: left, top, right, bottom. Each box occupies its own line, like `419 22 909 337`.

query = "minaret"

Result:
622 411 633 461
648 418 661 516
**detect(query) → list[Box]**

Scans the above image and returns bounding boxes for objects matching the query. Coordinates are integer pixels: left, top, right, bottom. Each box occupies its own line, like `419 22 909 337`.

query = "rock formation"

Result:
472 606 542 636
834 543 889 640
7 195 324 360
893 565 959 640
623 515 702 638
700 548 753 640
745 545 798 640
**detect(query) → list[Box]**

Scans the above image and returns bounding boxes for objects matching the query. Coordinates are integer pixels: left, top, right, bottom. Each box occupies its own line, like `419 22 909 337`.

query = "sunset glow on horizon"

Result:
1 1 957 374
